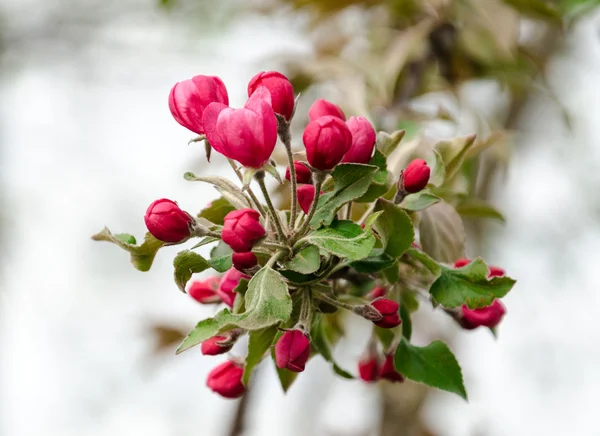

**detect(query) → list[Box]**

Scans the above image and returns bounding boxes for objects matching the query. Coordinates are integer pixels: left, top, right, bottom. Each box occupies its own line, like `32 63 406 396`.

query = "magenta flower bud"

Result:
454 258 471 268
144 198 193 243
168 75 229 135
232 252 258 271
217 268 249 308
371 299 402 329
488 266 505 277
188 276 221 304
248 71 295 121
380 353 404 383
402 159 430 193
303 116 352 171
297 184 316 215
201 335 233 356
206 360 245 399
275 329 311 373
358 355 380 383
342 116 376 164
221 208 266 253
368 286 387 300
285 161 312 184
461 299 506 330
308 99 346 121
203 87 277 168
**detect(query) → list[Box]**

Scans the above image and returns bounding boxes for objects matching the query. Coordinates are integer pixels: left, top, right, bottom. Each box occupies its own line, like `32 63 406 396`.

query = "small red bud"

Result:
247 71 295 121
275 329 311 373
358 355 380 382
371 299 402 329
217 268 249 308
201 335 233 356
380 353 404 383
206 360 245 399
342 116 376 164
453 258 471 268
144 198 193 243
303 116 352 171
368 286 387 300
188 276 221 304
221 208 266 253
297 185 316 215
461 299 506 330
285 161 312 184
402 159 430 193
308 99 345 121
232 252 258 271
488 266 505 277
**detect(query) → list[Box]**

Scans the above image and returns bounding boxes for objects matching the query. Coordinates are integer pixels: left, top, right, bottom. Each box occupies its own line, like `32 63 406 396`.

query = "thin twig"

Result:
227 159 267 217
256 173 287 242
278 121 298 229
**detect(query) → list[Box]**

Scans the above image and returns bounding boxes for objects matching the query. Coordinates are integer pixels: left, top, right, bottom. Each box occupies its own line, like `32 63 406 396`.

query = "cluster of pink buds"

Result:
94 68 516 402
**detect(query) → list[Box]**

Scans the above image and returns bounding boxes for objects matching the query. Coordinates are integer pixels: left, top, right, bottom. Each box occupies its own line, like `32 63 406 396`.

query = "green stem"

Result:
227 159 267 217
345 202 353 220
266 250 286 268
290 173 324 244
313 291 355 311
278 122 298 229
296 289 313 333
255 172 287 242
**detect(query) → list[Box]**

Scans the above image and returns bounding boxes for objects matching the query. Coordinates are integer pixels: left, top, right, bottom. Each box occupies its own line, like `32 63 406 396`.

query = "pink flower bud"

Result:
402 159 430 193
247 71 295 121
201 335 233 355
342 116 376 164
232 252 258 271
488 266 505 277
203 87 278 168
371 299 402 329
308 99 345 121
285 161 312 184
358 355 380 382
217 268 249 308
221 208 266 253
380 353 404 383
461 299 506 330
206 360 245 399
297 184 316 215
275 329 311 373
144 198 193 243
368 286 387 300
453 258 471 268
188 276 221 304
303 116 352 171
168 75 228 135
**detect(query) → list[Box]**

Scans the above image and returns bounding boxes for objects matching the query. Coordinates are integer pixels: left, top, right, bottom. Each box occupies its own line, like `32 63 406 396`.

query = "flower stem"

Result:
227 159 267 217
278 121 298 229
296 289 313 333
313 291 354 311
290 172 325 244
255 172 287 242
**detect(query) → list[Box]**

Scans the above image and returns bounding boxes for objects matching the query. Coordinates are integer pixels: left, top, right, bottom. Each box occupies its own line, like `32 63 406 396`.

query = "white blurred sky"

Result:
1 2 600 436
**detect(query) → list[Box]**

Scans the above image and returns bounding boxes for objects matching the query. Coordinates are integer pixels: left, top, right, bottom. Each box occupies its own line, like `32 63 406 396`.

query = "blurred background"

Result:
1 0 600 435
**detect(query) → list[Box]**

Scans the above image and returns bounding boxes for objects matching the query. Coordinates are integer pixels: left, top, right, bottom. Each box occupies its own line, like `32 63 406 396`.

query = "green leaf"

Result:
394 338 467 400
419 201 465 263
209 241 233 272
310 164 378 228
376 129 406 156
305 220 376 261
351 253 396 273
272 349 299 392
190 236 220 250
184 172 251 210
243 326 278 385
363 210 383 231
176 266 291 353
311 316 353 379
115 233 136 244
428 150 446 187
356 150 391 203
198 197 235 225
173 250 211 293
284 245 321 274
429 258 516 309
375 326 395 349
434 135 476 181
381 261 400 284
456 199 505 222
405 247 441 276
91 227 165 272
374 199 414 258
400 304 412 340
401 192 441 211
